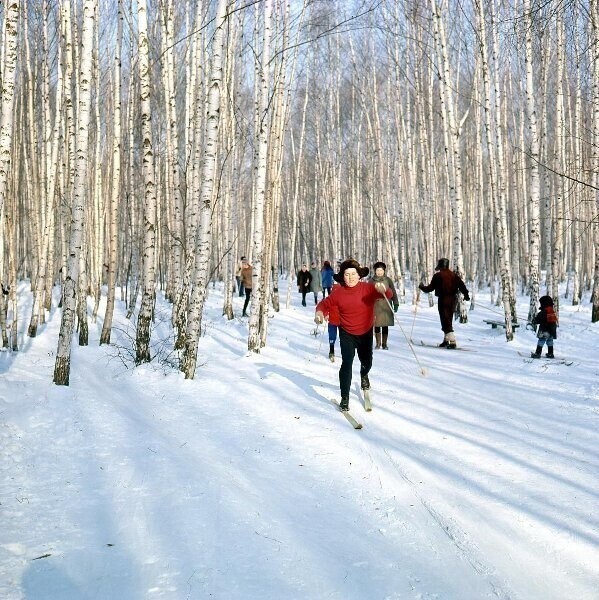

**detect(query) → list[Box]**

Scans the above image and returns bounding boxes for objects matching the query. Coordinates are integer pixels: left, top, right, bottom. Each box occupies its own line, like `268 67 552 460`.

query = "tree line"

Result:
0 0 597 383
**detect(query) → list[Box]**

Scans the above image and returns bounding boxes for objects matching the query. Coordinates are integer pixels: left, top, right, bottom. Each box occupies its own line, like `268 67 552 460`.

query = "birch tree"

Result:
430 0 469 322
476 0 516 339
181 0 228 379
100 0 123 345
53 0 96 385
248 0 273 353
524 0 542 323
591 0 599 322
0 0 19 301
134 0 158 365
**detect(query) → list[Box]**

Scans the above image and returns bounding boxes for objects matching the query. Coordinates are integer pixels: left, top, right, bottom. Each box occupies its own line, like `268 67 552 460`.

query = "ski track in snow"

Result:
382 448 513 600
1 281 598 599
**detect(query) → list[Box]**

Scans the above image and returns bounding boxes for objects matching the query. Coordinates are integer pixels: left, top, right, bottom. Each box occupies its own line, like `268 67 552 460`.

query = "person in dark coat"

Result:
370 262 399 349
419 257 470 348
531 295 558 358
297 264 313 307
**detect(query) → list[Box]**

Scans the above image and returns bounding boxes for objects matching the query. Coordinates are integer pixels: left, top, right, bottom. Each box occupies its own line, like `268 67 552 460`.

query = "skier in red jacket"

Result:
315 259 392 411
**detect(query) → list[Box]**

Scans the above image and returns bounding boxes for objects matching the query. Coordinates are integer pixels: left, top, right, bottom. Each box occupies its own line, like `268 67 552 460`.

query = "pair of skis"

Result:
419 340 472 351
517 351 573 366
332 388 371 429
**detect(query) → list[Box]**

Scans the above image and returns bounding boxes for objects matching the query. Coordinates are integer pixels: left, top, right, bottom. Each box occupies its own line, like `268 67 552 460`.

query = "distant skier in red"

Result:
314 259 392 411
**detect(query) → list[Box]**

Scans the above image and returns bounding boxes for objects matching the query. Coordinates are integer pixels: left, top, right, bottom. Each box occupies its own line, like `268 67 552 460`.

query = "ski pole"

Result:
409 294 418 340
380 291 427 377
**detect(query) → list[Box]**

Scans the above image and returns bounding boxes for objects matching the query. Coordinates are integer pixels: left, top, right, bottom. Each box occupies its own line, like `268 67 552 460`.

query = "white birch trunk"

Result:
591 0 599 322
134 0 158 365
181 0 227 379
285 67 310 309
524 0 542 323
100 0 123 345
53 0 96 385
550 13 565 310
431 0 468 322
476 0 516 339
248 0 273 353
0 0 19 303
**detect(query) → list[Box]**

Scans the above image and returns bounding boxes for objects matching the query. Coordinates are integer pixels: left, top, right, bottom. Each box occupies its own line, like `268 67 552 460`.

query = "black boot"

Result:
375 331 381 349
546 347 554 358
382 331 388 349
531 345 543 358
340 396 349 411
360 374 370 390
328 343 335 362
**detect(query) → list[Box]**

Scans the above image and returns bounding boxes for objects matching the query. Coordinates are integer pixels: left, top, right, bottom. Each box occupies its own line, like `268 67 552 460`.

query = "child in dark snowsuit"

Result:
531 295 558 358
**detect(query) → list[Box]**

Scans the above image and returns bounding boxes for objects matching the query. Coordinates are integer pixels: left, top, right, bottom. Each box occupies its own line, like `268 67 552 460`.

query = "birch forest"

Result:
0 0 597 383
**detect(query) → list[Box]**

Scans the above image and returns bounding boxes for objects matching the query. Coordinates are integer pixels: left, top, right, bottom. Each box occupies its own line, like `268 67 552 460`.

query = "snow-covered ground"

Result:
1 279 598 599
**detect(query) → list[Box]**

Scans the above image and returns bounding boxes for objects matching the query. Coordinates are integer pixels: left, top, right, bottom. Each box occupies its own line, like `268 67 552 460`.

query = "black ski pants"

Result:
243 288 252 315
338 327 373 398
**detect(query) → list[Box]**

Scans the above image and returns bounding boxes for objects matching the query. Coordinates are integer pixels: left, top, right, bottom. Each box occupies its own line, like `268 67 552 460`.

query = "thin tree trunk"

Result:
100 0 123 345
134 0 158 365
0 0 20 306
53 0 96 385
591 0 599 322
524 0 542 323
248 0 273 353
181 0 228 379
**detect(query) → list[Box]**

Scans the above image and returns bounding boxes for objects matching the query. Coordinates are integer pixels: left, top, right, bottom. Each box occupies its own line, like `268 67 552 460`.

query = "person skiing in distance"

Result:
321 260 335 297
240 259 253 316
314 259 392 411
370 261 399 349
531 295 558 358
309 261 323 304
297 264 313 307
235 256 246 297
418 257 470 349
318 281 341 361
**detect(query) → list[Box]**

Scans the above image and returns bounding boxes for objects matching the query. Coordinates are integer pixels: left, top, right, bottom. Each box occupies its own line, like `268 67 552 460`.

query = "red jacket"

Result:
316 281 392 335
321 283 340 325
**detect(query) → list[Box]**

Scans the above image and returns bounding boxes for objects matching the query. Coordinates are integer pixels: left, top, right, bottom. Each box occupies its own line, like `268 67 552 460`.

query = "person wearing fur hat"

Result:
418 257 470 348
314 259 392 411
531 295 558 358
370 262 399 349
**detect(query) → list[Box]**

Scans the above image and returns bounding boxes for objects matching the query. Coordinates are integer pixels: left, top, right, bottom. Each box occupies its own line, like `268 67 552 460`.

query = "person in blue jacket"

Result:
321 260 335 297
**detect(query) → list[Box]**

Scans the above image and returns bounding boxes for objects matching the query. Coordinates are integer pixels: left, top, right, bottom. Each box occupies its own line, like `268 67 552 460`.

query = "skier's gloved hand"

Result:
393 303 399 313
314 311 325 325
418 283 425 291
464 293 470 301
374 282 387 295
